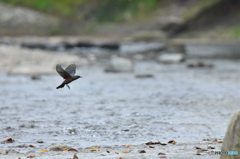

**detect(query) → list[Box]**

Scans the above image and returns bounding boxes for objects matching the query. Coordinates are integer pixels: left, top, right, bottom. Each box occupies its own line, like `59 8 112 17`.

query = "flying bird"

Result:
56 64 82 89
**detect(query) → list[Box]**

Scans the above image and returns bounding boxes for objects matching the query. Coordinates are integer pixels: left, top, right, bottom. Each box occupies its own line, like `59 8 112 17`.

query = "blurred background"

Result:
0 0 240 158
0 0 239 38
0 0 239 74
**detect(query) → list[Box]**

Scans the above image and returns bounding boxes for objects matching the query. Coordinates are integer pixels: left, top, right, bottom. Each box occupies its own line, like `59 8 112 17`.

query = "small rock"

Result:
187 60 213 68
26 155 36 158
145 141 161 145
157 53 185 63
166 42 185 53
135 74 154 78
49 145 72 151
16 144 28 148
207 146 215 149
138 150 146 153
133 54 145 61
73 154 79 159
75 41 95 48
99 43 120 50
68 128 77 135
105 56 134 73
31 75 41 80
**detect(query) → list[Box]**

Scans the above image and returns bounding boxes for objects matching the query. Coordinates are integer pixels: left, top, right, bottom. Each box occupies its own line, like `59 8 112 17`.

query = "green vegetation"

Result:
183 0 223 20
0 0 160 22
0 0 88 16
1 0 239 38
95 0 160 22
230 27 240 38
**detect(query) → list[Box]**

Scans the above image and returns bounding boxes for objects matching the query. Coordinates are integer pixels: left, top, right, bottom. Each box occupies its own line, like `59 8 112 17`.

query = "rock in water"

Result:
105 56 134 73
221 110 240 159
157 53 185 63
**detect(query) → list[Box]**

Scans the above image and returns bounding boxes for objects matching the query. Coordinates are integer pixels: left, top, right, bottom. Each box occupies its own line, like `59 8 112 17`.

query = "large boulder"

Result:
0 3 59 35
221 110 240 159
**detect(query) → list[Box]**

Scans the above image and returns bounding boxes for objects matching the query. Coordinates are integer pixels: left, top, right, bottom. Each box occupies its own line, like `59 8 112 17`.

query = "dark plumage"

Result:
56 64 82 89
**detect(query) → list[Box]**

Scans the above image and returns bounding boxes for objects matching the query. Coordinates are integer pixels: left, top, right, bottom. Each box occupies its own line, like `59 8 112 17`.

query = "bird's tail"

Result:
56 83 65 89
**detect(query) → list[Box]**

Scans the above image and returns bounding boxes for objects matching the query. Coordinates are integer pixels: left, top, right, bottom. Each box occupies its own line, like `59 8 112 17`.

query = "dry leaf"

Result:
106 150 110 153
68 148 78 152
194 146 207 151
158 152 166 155
194 153 201 155
208 146 215 149
89 148 99 151
149 146 155 148
201 149 208 151
40 150 48 152
62 148 69 151
218 141 223 143
4 138 15 143
27 155 36 158
145 141 161 145
73 154 78 159
159 156 167 158
213 139 218 142
168 140 176 144
160 143 167 146
121 151 129 153
124 145 135 147
203 139 211 141
29 145 36 147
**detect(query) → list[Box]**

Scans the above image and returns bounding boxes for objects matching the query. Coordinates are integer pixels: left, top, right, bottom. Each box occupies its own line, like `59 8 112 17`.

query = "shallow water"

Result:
0 60 239 158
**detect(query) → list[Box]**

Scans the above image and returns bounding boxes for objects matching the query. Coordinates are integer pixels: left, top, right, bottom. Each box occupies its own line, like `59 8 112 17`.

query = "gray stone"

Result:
105 56 134 73
0 3 59 35
157 53 185 63
221 110 240 159
187 60 213 68
0 45 84 75
135 74 154 78
166 41 186 53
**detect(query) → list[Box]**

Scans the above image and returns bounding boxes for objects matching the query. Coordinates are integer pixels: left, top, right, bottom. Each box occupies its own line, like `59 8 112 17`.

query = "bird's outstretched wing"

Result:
65 64 76 76
56 64 71 79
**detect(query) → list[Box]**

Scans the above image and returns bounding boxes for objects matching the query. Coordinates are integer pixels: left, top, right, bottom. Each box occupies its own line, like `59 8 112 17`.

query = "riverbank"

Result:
0 0 240 40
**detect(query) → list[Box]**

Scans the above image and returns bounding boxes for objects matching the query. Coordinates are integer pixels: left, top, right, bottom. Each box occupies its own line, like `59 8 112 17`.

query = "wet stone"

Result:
105 56 134 73
157 53 185 63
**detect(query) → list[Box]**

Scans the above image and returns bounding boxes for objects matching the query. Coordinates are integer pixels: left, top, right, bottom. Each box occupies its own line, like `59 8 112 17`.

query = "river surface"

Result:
0 58 239 159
